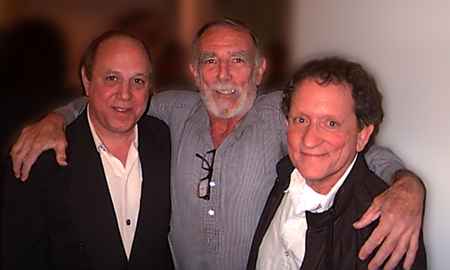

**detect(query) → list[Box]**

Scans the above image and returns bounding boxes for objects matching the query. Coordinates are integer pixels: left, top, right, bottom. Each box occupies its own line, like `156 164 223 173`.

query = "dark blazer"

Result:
1 111 173 270
247 155 427 270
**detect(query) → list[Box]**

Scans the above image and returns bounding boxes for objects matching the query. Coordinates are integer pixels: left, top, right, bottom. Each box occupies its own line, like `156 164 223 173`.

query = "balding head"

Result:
80 30 152 85
80 30 152 139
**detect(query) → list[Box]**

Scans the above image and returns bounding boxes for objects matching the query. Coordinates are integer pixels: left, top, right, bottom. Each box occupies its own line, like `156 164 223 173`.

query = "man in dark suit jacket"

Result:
1 31 173 270
247 57 426 269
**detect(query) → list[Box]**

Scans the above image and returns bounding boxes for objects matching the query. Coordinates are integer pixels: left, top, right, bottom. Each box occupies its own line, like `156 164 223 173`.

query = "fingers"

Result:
9 113 68 181
354 196 383 229
54 140 68 166
368 224 418 270
370 229 404 270
402 229 420 270
359 220 390 261
360 179 424 270
19 145 44 181
10 127 34 178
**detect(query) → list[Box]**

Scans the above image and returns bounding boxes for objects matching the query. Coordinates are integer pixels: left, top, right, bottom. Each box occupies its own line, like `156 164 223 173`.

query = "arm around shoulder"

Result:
148 90 200 125
363 143 405 184
357 144 426 270
10 110 70 181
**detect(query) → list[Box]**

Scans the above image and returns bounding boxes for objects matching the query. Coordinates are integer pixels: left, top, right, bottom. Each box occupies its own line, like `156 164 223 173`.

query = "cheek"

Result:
234 69 253 85
89 91 111 107
199 67 216 82
326 133 358 165
134 91 150 110
325 134 348 150
287 128 303 153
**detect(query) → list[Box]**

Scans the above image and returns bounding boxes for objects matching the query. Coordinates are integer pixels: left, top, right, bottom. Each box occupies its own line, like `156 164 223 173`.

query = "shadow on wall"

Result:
1 18 74 159
113 9 192 92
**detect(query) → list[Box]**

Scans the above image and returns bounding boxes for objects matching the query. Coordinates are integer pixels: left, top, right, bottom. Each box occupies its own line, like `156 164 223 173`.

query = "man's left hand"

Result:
353 170 425 270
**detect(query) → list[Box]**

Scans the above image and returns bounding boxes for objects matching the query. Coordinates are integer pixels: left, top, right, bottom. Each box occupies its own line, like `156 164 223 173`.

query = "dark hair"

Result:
282 57 384 132
191 18 260 59
79 30 152 89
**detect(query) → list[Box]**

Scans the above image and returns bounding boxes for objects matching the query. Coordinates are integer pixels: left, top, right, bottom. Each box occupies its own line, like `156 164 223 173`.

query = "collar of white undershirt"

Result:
86 105 139 154
286 154 358 215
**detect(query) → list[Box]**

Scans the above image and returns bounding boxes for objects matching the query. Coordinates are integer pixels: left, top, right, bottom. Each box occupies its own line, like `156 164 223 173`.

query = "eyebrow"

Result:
231 51 250 58
198 50 253 61
198 52 216 59
103 70 151 78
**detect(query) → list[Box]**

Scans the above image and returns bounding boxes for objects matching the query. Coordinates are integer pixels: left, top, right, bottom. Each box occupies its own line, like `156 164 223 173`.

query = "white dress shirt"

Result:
257 155 358 269
87 109 142 260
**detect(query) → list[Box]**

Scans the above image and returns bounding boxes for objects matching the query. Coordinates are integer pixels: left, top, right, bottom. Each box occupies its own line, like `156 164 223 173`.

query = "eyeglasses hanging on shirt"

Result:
195 149 216 200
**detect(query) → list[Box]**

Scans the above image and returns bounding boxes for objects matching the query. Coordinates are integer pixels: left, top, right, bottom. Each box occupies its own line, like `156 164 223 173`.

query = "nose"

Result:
302 124 323 148
217 61 231 82
117 82 132 101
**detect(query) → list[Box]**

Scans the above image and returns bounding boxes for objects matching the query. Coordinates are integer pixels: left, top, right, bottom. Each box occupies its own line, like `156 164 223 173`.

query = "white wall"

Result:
288 1 450 268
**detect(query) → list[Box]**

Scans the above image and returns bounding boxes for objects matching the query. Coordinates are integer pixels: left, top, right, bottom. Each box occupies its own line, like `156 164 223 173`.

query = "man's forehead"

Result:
97 36 143 55
293 80 355 115
197 25 255 49
94 37 150 66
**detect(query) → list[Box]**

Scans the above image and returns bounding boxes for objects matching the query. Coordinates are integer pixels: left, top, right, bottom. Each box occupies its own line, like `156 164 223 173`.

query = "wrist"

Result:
46 112 66 129
391 169 426 198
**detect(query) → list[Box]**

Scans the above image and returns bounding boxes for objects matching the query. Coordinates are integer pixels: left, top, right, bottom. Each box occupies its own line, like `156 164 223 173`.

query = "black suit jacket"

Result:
1 111 173 270
247 155 427 270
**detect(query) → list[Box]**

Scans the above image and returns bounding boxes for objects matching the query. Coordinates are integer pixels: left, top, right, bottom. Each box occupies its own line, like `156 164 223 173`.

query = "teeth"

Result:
216 89 237 95
113 107 128 112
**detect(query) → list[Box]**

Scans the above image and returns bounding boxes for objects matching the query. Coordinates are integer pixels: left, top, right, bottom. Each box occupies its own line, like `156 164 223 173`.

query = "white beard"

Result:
199 82 257 119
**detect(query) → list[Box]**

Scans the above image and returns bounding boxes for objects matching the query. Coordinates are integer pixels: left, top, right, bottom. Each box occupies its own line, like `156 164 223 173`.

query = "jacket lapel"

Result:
248 156 293 269
128 121 153 261
67 111 127 268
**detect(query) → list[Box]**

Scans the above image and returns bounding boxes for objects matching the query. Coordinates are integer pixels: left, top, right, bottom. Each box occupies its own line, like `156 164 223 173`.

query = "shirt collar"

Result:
87 105 139 154
286 154 358 215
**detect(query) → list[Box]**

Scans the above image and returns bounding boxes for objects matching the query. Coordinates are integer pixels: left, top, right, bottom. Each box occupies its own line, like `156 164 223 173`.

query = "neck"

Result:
100 132 135 166
306 178 339 195
208 114 243 148
90 122 135 167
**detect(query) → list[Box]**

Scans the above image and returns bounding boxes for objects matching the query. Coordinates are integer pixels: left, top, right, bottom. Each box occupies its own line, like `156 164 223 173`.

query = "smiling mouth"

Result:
215 88 237 95
112 106 131 113
302 152 328 157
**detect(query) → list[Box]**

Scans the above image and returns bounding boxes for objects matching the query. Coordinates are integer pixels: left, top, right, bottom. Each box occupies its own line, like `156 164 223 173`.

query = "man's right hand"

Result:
10 112 68 181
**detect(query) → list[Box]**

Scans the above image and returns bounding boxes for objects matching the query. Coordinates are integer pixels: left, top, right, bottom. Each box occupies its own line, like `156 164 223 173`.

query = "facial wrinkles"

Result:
197 63 257 119
193 26 261 119
288 81 361 190
87 38 150 137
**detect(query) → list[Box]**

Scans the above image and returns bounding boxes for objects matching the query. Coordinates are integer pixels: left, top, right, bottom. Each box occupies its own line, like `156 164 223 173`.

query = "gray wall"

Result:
288 1 450 268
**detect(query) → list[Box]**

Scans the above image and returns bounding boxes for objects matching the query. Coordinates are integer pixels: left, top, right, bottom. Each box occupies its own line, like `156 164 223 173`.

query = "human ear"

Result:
255 56 267 85
356 124 375 152
81 67 91 96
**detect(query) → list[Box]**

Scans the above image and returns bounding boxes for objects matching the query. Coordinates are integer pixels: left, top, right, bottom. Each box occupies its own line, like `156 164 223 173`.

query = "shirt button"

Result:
209 181 216 187
208 209 215 216
126 219 131 226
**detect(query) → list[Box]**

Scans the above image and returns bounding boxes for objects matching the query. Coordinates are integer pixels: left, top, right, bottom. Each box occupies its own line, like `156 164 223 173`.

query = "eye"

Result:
105 74 118 81
201 58 217 65
231 57 245 64
291 116 308 125
133 78 145 85
327 120 339 128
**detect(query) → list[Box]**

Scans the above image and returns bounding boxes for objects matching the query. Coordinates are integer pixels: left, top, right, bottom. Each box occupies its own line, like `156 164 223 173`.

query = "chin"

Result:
297 164 329 181
108 123 136 134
